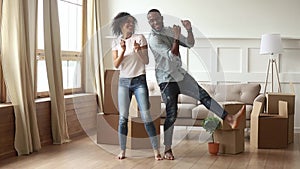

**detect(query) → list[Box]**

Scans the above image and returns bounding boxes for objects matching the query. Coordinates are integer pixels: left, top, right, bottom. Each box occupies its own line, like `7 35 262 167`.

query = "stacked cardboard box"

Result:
214 103 246 154
127 95 161 149
97 70 120 145
127 117 160 149
98 69 161 149
103 70 119 115
266 93 295 144
97 113 119 145
129 95 161 118
250 101 289 149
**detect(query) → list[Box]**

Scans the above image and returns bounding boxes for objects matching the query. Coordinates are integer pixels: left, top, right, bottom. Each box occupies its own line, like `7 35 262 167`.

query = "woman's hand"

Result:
134 40 141 52
120 39 126 52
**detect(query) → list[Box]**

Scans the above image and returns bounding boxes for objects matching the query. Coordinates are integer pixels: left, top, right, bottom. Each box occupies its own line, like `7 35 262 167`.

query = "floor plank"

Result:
0 127 299 169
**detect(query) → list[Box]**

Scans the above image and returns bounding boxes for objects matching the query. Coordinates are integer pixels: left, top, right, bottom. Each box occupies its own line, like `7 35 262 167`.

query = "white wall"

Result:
100 0 300 38
99 0 300 131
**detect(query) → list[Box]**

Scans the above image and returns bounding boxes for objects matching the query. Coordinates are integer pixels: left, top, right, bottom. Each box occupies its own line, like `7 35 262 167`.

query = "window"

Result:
36 0 85 97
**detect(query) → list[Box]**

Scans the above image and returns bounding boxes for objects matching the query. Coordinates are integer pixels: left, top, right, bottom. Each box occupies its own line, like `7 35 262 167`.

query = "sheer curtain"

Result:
0 0 41 155
85 0 104 113
43 0 70 144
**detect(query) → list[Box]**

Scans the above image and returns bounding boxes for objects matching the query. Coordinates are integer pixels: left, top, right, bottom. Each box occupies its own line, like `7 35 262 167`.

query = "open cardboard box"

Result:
250 101 288 149
214 103 246 154
215 129 245 154
216 103 246 130
266 92 295 143
266 92 295 115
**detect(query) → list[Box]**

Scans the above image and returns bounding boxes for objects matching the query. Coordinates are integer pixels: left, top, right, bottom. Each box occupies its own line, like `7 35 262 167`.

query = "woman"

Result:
111 12 162 160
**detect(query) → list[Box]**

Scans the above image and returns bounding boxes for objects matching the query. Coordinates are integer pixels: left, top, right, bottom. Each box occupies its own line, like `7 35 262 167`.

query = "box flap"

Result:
266 93 295 115
278 101 288 118
217 103 246 130
251 101 264 118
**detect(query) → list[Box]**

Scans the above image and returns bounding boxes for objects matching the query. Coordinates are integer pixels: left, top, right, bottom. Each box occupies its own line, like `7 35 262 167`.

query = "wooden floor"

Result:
0 127 299 169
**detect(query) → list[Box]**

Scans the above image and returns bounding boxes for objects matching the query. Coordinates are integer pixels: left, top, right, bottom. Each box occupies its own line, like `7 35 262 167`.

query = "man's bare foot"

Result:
117 150 126 160
226 105 246 129
164 149 174 160
154 149 163 161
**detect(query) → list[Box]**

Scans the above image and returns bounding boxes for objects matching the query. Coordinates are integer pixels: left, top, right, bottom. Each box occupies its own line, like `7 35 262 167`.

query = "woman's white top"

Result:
112 34 148 78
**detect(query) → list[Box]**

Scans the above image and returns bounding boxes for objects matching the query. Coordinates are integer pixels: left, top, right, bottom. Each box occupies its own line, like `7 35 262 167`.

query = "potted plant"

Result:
202 116 221 155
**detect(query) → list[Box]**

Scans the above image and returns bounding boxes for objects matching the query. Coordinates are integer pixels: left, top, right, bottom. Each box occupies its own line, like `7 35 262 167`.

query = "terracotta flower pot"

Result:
208 142 219 155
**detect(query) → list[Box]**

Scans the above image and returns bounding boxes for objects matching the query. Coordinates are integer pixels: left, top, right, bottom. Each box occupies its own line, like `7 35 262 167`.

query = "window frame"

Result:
35 0 87 98
35 50 84 98
0 0 87 101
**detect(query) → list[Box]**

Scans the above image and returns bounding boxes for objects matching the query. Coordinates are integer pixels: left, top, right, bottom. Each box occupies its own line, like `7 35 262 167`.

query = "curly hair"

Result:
111 12 137 36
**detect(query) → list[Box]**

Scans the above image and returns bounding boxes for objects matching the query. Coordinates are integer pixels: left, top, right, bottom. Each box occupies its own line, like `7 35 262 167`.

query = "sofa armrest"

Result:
254 93 266 103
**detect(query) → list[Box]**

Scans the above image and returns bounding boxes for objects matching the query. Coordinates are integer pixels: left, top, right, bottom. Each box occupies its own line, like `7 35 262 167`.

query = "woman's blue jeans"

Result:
118 74 159 150
159 73 228 147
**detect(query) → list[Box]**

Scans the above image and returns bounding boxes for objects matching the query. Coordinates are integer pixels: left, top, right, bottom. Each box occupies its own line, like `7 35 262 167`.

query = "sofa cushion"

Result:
178 94 198 104
191 105 210 119
192 101 253 120
200 83 261 104
147 81 161 96
161 103 195 118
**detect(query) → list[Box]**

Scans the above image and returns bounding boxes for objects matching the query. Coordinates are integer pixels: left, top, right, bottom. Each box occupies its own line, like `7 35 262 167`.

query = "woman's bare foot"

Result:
117 150 126 160
226 105 246 129
155 154 163 160
164 149 174 160
154 149 163 161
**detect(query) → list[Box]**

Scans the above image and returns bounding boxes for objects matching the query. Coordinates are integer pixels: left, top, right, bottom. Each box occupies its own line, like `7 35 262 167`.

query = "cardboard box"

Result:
214 129 245 154
127 117 160 149
266 92 295 115
129 95 161 119
103 70 119 115
96 113 161 149
288 115 294 144
266 92 295 144
216 103 246 130
149 95 162 119
129 95 139 117
250 101 288 149
97 113 119 145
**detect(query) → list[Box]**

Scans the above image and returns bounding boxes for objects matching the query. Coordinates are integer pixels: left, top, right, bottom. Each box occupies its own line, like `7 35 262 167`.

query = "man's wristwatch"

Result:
174 39 179 44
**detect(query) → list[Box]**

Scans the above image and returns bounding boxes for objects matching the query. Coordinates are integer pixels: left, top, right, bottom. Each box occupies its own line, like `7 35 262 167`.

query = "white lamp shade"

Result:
260 34 283 55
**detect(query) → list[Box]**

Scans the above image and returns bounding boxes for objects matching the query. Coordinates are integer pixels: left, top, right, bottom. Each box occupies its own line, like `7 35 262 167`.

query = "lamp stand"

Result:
263 55 282 95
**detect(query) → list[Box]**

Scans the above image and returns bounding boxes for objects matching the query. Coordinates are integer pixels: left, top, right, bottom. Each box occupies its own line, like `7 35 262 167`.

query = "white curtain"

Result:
85 0 104 113
43 0 70 144
1 0 41 155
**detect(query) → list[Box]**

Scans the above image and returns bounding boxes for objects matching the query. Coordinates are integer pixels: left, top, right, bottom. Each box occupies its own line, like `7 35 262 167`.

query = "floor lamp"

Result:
260 34 283 95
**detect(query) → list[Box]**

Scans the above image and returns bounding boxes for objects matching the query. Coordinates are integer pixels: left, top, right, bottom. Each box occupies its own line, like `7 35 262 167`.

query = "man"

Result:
147 9 245 160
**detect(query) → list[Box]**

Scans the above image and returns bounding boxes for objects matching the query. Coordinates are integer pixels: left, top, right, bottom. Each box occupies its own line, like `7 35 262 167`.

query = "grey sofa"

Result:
147 82 264 130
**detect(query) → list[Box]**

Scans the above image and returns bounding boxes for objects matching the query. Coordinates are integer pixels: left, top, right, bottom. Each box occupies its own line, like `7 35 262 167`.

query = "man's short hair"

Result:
147 9 161 15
